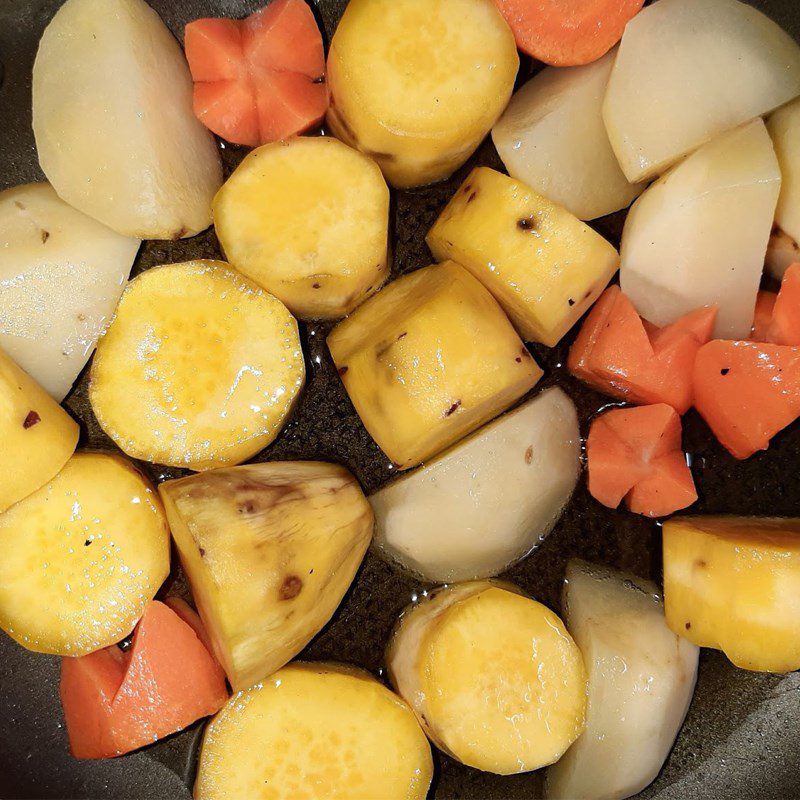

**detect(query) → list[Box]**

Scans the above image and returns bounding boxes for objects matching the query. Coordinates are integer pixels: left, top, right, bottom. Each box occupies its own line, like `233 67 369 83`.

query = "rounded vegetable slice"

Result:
0 453 170 656
195 663 433 800
89 260 304 470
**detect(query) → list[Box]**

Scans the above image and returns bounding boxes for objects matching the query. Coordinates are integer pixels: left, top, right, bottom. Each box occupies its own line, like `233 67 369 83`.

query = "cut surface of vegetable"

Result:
33 0 222 239
326 0 518 188
89 260 304 471
492 50 644 221
766 264 800 346
692 340 800 460
547 561 698 800
387 581 587 775
620 119 781 339
0 348 79 514
159 461 373 691
751 290 778 342
60 600 228 760
0 453 170 656
185 0 328 146
195 663 433 800
214 137 390 320
371 387 580 583
664 516 800 672
492 0 643 67
568 285 716 414
327 261 542 469
0 183 140 401
427 168 620 346
587 404 697 517
604 0 800 183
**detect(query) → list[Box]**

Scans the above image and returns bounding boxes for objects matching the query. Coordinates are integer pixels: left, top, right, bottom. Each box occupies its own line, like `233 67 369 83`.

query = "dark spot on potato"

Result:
685 621 691 630
444 400 461 417
238 500 257 515
84 539 92 547
23 410 40 429
695 559 707 569
338 365 349 377
41 229 50 243
720 368 730 376
568 298 575 307
14 201 25 211
365 149 396 163
173 227 188 240
525 446 533 465
279 575 303 601
312 75 326 84
397 332 407 341
199 547 206 557
515 356 522 363
309 568 314 575
312 282 321 289
517 216 536 231
520 346 531 359
77 313 86 322
462 184 472 195
467 191 478 203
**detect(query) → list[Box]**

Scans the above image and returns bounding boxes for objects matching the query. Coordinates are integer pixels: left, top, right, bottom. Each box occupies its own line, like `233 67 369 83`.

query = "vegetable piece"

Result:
692 340 800 459
0 348 79 513
60 600 228 759
427 168 619 346
546 561 698 800
568 286 716 414
89 260 304 471
0 183 140 401
620 119 781 339
492 50 644 221
326 0 518 188
603 0 800 183
492 0 643 67
185 0 328 147
159 461 373 691
387 581 587 774
371 387 580 583
751 290 778 342
587 404 697 517
663 516 800 672
214 138 390 320
0 453 169 656
327 261 542 469
32 0 222 239
767 264 800 346
195 663 433 800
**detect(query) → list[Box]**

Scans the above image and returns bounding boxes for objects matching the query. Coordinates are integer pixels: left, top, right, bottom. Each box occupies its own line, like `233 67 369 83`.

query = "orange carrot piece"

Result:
184 18 243 82
750 290 777 342
192 80 260 147
768 264 800 346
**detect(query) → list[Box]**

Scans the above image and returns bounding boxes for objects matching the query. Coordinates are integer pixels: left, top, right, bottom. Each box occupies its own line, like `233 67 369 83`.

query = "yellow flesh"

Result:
0 452 169 655
0 348 78 512
664 516 800 672
195 663 433 800
327 261 542 469
214 138 389 320
159 462 374 691
427 168 620 345
89 260 304 470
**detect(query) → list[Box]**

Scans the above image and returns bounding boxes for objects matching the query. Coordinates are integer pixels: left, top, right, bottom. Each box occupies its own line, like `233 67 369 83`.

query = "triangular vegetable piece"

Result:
627 451 697 518
693 340 800 459
254 70 328 144
567 285 620 389
750 290 777 341
192 80 260 147
768 263 800 346
158 461 373 692
184 18 244 82
651 306 717 349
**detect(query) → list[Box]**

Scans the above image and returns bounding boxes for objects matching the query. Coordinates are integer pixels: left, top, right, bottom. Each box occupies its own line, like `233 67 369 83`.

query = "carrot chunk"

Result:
768 264 800 346
750 290 777 342
492 0 644 66
587 404 696 517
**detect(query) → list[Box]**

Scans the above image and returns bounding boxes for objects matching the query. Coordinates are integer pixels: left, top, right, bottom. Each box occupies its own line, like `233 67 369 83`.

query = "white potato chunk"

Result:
547 561 699 800
33 0 222 239
493 50 643 221
0 183 140 401
620 119 780 339
371 387 580 583
604 0 800 183
766 98 800 279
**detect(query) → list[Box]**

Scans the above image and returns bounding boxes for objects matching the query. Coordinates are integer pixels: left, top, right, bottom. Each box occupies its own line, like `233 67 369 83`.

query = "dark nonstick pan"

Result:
2 1 800 798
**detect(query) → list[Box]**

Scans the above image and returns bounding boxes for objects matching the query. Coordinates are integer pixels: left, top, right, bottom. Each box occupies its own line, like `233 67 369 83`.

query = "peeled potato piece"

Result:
33 0 222 239
159 461 373 691
0 453 170 656
371 387 580 583
0 183 140 401
195 663 433 800
388 581 587 775
0 348 79 513
89 261 304 471
214 137 389 320
326 0 518 188
547 561 699 800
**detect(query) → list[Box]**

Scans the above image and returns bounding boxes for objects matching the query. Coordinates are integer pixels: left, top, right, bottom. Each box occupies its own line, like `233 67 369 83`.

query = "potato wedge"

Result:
327 261 542 469
387 581 587 775
326 0 518 188
0 348 79 513
0 183 140 401
214 137 390 320
33 0 222 239
195 663 433 800
0 453 170 656
159 462 373 691
89 260 304 471
427 167 619 346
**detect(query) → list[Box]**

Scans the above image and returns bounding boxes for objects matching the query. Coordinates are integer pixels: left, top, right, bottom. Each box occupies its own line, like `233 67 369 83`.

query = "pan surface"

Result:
1 0 800 798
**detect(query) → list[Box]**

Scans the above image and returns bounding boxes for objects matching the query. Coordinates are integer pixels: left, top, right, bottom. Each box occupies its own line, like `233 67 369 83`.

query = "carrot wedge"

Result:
768 264 800 346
